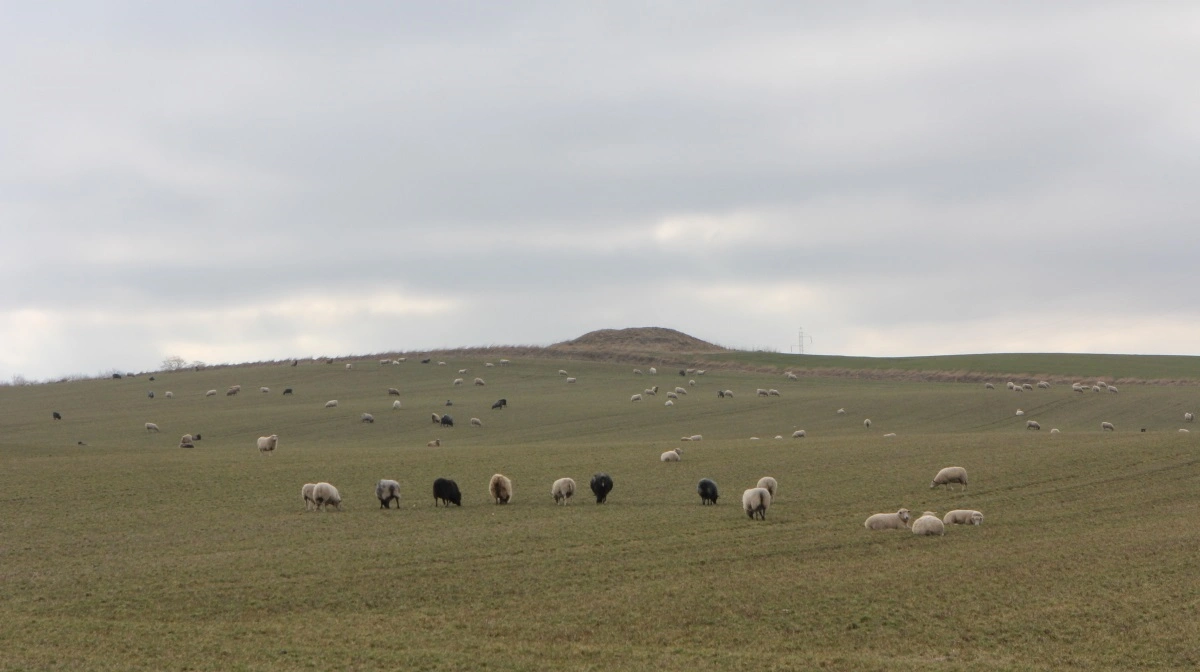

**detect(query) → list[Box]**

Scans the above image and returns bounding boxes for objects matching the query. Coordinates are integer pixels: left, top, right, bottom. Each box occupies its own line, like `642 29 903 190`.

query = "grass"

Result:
1 355 1199 670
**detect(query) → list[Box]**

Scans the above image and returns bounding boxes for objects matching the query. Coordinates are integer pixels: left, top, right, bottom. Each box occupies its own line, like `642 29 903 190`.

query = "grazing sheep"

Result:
742 488 771 520
631 394 643 402
376 479 401 509
433 478 462 507
1013 386 1023 393
485 362 494 367
206 389 217 397
392 400 402 409
1022 383 1033 391
633 368 643 375
453 378 464 386
361 413 375 423
325 400 338 408
649 367 657 374
768 389 781 397
257 434 278 455
427 439 441 447
1108 386 1118 393
551 477 576 504
283 388 293 395
930 466 968 490
912 512 945 536
1015 409 1025 416
863 419 871 429
756 476 777 499
786 372 798 381
259 387 269 394
558 370 568 376
864 508 912 530
1038 381 1051 389
791 429 807 438
431 413 442 424
590 473 613 504
313 482 342 511
302 483 317 511
145 422 160 433
723 390 734 398
388 388 401 396
664 400 674 407
565 377 577 384
660 448 682 462
756 389 769 397
1101 421 1115 431
345 363 353 370
688 434 703 441
1073 384 1084 393
489 474 513 504
1186 412 1195 423
674 386 688 395
147 391 155 399
943 510 984 526
697 478 719 505
470 417 482 426
491 398 507 410
1050 428 1061 434
52 411 62 420
1092 385 1102 393
717 390 726 398
689 379 697 386
499 359 510 366
1026 420 1041 430
837 408 846 415
667 392 679 399
458 368 468 374
985 382 995 390
440 414 454 427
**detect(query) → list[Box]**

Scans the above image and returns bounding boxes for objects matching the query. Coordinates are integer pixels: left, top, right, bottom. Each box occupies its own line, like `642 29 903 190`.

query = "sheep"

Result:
430 413 442 424
1180 429 1191 433
863 419 871 429
325 400 338 408
453 378 464 386
1022 383 1033 391
302 483 317 511
257 434 278 455
674 386 687 395
864 508 911 530
649 367 657 374
786 372 798 381
206 389 217 397
52 411 62 420
667 392 679 399
392 400 402 410
1092 385 1102 393
565 377 577 383
433 478 462 507
445 399 453 406
1101 421 1115 431
631 394 643 402
697 478 719 505
147 390 155 399
458 368 468 374
717 390 726 398
943 509 984 526
756 476 777 499
660 448 682 462
164 391 174 399
491 398 507 410
1026 420 1041 430
1013 386 1023 393
688 434 703 441
837 408 846 415
696 370 706 375
590 473 613 504
485 362 494 367
689 379 696 386
768 389 781 397
489 474 513 504
361 413 375 423
723 390 734 398
313 482 342 511
499 359 510 366
427 439 442 447
388 388 401 396
882 432 898 438
558 370 568 376
145 422 160 433
985 382 995 390
381 359 391 366
1186 412 1195 423
440 414 455 427
345 363 353 370
633 368 643 375
792 429 806 438
283 388 293 395
1015 409 1025 416
258 387 269 394
1050 428 1061 434
1108 386 1119 394
551 477 576 504
470 417 482 426
376 479 401 509
226 386 240 395
912 512 945 536
930 466 968 490
179 434 195 448
756 389 769 397
664 400 674 407
1006 382 1015 390
775 435 784 439
1038 381 1051 389
742 488 771 520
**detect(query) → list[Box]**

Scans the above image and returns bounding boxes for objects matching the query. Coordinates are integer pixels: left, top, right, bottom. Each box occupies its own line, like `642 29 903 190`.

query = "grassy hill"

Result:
1 339 1198 670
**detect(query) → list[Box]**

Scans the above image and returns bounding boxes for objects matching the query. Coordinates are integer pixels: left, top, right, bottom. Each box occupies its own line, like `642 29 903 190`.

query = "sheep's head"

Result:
898 509 911 523
970 512 984 526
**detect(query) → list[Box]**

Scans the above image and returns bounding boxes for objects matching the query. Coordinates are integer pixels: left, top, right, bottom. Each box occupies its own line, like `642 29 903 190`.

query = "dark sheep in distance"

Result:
52 411 62 420
147 391 155 399
445 399 453 406
282 388 293 395
112 373 122 379
149 376 155 381
441 414 455 427
491 398 507 410
590 473 614 504
679 369 686 376
433 478 462 506
697 478 719 505
421 358 432 364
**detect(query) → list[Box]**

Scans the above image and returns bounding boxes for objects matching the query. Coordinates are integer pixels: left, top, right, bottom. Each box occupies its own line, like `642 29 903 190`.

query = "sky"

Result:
3 1 1200 382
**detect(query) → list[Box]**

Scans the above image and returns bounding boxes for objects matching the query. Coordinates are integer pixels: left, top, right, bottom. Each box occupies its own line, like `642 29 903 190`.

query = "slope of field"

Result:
1 354 1198 670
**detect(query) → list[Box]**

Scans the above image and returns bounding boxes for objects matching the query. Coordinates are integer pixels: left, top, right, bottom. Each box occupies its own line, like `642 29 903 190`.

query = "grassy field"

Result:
2 354 1198 670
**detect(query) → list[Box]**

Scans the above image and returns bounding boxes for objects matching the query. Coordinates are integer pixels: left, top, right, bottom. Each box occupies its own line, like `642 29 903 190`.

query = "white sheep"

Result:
1026 420 1041 430
1180 429 1191 433
427 438 441 447
883 432 897 438
489 473 513 504
756 388 768 397
786 372 798 381
1015 409 1025 416
302 483 317 511
1101 422 1115 431
257 434 278 455
392 400 402 410
723 390 734 398
388 387 401 396
1092 385 1102 392
485 362 495 367
345 363 353 370
644 387 657 396
474 377 486 386
458 368 468 374
649 367 657 374
660 448 682 462
431 412 442 424
689 379 696 386
1022 383 1033 391
145 422 160 433
667 392 679 399
768 389 781 397
863 508 911 530
165 391 174 399
631 394 643 402
674 386 687 395
1006 381 1015 390
551 477 576 504
664 400 674 407
863 419 872 429
1050 428 1061 434
1038 381 1050 389
985 383 995 389
453 378 464 386
259 387 269 394
1185 412 1195 423
376 479 401 509
696 370 706 375
325 400 338 408
930 466 968 490
437 361 446 366
361 413 375 423
742 488 771 520
312 482 342 511
911 512 945 536
943 509 984 526
688 434 703 441
499 359 510 366
756 476 777 499
558 370 568 376
205 389 217 397
792 429 806 438
566 377 577 383
470 417 483 426
633 368 643 375
1108 386 1118 393
837 408 846 415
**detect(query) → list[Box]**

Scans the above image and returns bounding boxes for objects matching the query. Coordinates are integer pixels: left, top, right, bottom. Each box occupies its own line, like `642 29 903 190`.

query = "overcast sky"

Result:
3 2 1199 381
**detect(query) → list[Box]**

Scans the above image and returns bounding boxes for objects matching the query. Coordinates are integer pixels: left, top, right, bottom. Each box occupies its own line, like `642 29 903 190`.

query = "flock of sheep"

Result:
863 466 982 536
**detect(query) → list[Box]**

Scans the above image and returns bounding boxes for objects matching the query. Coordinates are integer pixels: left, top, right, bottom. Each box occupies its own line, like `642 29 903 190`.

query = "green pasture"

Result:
1 355 1198 670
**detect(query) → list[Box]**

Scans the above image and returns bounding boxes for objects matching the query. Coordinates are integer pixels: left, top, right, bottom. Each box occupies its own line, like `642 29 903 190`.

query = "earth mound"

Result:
551 327 727 353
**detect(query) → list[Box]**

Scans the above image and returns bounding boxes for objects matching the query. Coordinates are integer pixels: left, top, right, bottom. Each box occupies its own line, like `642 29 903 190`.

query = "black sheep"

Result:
590 473 613 504
440 414 454 427
52 411 62 420
697 479 719 505
433 478 462 507
491 398 507 410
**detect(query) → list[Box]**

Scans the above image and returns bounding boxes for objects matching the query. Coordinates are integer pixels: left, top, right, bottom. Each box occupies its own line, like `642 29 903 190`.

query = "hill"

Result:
550 327 728 353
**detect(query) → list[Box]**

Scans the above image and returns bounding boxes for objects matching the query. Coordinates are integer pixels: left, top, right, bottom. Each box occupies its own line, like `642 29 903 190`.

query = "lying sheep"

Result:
660 448 682 462
697 478 719 505
688 434 703 441
145 422 160 433
864 508 912 530
302 483 317 511
427 438 441 447
361 413 375 423
470 417 482 427
664 400 674 407
930 466 968 490
1026 420 1041 430
1180 429 1191 433
1015 409 1025 416
376 479 401 509
792 429 806 438
943 509 984 526
259 387 269 394
1050 428 1061 434
742 488 771 520
313 482 342 511
590 473 613 504
551 477 576 504
489 474 513 504
882 432 898 438
1101 421 1115 431
164 391 174 399
565 377 577 383
630 394 643 402
756 476 777 499
912 512 945 536
257 434 278 455
433 478 462 506
388 388 401 396
325 400 338 408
